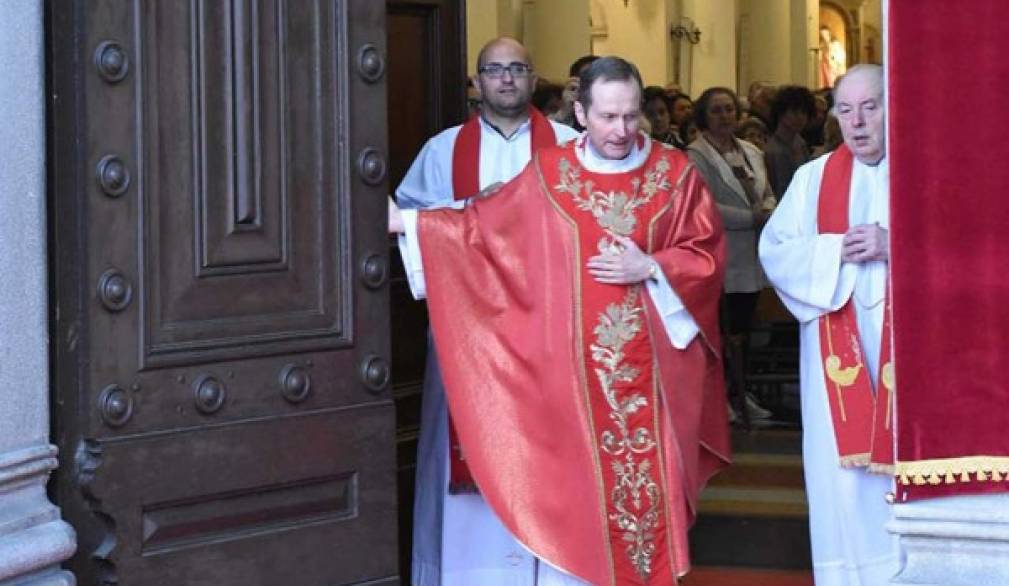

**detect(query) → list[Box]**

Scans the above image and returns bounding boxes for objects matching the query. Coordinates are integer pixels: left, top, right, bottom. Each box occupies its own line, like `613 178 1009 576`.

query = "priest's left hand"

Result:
587 235 653 284
841 223 888 263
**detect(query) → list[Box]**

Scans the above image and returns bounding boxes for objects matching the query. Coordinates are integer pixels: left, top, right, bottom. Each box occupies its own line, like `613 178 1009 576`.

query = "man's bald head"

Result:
833 64 883 107
472 37 536 121
476 37 532 71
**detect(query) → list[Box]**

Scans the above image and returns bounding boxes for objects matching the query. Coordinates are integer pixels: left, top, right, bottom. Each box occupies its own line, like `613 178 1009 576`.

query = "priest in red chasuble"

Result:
391 57 730 585
759 64 896 585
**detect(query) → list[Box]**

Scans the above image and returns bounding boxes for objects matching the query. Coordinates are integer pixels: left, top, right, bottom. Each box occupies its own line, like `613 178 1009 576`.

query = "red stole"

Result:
816 144 895 472
450 106 557 200
447 106 558 493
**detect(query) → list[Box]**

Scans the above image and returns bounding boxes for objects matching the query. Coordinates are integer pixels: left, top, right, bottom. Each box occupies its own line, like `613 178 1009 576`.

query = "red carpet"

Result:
683 567 813 586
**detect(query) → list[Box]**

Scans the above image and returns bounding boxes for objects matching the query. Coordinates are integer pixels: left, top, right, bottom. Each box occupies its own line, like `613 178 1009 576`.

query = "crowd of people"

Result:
390 37 893 585
533 63 842 166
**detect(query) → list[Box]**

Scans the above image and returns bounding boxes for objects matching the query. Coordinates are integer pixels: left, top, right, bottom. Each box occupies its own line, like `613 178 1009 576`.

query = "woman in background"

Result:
678 116 699 150
688 87 776 424
765 85 816 196
737 117 770 152
668 93 694 147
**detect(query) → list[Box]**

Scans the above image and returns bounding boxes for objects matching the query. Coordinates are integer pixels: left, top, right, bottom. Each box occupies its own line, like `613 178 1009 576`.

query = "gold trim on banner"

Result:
896 457 1009 486
839 453 870 468
868 463 895 476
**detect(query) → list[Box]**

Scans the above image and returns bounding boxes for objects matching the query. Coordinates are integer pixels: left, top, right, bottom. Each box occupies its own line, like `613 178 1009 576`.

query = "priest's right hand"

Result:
841 223 888 263
388 197 405 234
586 236 653 284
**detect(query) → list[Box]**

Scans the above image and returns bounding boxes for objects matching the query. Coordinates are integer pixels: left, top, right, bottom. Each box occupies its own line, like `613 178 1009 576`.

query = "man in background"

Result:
549 54 599 131
764 85 816 196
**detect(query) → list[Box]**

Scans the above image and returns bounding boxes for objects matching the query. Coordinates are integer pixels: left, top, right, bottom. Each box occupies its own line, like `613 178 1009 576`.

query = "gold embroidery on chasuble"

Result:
552 154 674 581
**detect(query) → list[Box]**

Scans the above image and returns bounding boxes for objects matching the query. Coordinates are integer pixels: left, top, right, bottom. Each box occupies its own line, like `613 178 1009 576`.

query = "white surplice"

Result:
398 130 701 586
758 154 898 586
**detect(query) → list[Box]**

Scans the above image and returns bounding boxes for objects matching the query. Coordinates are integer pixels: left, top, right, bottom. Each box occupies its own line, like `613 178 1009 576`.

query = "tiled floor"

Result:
683 566 813 586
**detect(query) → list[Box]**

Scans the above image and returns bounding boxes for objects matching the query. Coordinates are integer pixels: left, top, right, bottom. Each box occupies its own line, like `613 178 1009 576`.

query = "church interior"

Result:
6 1 1003 583
388 1 883 584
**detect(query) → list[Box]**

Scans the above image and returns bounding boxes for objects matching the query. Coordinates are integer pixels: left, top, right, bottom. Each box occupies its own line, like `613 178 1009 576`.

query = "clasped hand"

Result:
586 235 653 284
841 223 888 263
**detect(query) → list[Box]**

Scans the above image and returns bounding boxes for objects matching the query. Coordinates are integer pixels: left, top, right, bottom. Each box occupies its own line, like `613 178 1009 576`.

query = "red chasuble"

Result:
418 139 730 585
446 106 559 492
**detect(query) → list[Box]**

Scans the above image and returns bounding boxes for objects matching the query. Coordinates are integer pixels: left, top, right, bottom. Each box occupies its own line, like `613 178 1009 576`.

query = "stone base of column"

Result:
890 493 1009 585
0 2 75 583
0 446 76 586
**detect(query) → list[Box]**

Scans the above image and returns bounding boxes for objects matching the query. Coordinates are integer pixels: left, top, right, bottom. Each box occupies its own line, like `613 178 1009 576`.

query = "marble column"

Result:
891 494 1009 585
0 2 77 584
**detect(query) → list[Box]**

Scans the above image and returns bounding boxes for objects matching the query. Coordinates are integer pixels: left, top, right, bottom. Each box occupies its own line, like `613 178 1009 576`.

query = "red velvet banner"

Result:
891 2 1009 501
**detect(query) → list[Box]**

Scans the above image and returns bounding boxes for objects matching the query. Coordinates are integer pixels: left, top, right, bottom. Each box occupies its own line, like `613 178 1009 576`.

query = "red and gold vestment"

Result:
419 140 730 585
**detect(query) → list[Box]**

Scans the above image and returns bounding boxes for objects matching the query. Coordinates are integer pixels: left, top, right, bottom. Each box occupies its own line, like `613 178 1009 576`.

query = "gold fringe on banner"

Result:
868 463 895 476
840 453 871 468
895 457 1009 486
837 454 894 476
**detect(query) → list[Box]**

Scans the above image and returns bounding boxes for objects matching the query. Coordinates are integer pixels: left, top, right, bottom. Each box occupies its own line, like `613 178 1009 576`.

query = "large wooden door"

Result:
48 2 396 584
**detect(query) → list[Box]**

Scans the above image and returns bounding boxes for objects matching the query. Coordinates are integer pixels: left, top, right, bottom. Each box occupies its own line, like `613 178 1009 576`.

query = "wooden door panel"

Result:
80 406 396 585
50 1 395 584
140 0 350 365
188 1 287 269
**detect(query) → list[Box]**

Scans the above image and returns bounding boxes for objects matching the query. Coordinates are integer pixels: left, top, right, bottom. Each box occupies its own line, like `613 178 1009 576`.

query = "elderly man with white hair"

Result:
759 64 897 586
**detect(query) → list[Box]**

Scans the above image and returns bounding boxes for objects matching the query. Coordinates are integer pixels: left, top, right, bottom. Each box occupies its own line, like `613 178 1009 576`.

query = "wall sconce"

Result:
671 18 701 45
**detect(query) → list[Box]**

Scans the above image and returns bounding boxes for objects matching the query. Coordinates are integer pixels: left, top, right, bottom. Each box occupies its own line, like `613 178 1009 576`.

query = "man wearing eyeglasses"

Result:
392 56 730 585
398 36 578 586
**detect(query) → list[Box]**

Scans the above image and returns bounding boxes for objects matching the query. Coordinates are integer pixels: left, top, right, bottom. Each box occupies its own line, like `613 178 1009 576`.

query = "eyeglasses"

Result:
478 62 532 79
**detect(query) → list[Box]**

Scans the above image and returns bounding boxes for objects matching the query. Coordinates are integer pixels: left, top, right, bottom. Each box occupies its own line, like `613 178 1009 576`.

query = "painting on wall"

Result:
819 3 849 88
